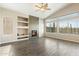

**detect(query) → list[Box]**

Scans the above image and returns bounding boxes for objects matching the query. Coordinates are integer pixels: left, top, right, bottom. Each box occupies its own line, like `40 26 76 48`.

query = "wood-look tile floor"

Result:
1 37 79 56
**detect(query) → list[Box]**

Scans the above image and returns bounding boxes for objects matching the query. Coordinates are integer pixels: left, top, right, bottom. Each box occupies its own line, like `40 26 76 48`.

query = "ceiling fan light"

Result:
41 8 45 11
35 3 50 12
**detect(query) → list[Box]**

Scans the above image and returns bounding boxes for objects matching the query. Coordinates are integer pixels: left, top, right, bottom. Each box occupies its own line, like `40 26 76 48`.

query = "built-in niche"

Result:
17 16 29 40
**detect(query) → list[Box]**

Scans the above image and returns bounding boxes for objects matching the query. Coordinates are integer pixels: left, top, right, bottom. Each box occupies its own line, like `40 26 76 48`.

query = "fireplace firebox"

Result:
31 30 37 37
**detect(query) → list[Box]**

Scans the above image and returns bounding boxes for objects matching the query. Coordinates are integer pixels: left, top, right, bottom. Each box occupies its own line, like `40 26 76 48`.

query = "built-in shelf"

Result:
17 35 29 38
17 26 29 29
17 16 29 40
17 38 29 41
18 21 29 23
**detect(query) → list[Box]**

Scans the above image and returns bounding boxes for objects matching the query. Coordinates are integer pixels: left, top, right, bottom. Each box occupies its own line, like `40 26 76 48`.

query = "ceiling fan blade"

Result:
44 3 48 7
35 5 41 8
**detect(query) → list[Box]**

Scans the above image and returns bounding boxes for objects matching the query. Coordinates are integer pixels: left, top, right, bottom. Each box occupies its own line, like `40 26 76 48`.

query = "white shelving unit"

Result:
17 35 29 38
17 26 29 29
17 16 29 40
18 21 29 23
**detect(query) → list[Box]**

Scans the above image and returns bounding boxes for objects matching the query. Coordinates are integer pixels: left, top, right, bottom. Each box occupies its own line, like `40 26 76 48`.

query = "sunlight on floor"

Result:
0 45 12 56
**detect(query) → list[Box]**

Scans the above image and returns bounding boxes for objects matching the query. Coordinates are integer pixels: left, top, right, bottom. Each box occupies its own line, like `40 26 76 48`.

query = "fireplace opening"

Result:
31 30 37 37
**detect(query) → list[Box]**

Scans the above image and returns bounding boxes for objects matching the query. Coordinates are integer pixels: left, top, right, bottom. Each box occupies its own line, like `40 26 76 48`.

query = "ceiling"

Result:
0 3 69 19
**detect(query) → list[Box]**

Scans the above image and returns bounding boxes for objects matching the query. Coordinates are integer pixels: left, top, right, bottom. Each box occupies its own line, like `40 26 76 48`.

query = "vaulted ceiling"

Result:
0 3 69 19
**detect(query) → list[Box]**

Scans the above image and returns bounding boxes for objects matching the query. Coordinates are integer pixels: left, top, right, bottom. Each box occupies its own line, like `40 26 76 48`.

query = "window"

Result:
59 19 79 34
45 12 79 35
50 22 57 32
46 22 51 32
46 21 57 32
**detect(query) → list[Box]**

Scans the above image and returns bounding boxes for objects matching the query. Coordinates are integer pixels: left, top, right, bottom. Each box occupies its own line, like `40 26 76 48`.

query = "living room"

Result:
1 3 79 56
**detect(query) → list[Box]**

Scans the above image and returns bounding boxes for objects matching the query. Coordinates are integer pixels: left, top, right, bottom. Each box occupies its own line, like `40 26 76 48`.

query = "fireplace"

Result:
31 30 37 37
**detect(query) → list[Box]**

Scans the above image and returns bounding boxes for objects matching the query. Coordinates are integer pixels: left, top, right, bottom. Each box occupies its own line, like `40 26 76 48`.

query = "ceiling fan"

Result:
35 3 50 11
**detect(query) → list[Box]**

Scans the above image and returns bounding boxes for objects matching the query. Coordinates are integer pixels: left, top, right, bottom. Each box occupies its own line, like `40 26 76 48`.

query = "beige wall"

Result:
44 3 79 43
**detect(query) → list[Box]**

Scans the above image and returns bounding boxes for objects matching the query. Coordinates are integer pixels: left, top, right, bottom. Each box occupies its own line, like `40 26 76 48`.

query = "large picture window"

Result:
45 12 79 35
59 19 79 34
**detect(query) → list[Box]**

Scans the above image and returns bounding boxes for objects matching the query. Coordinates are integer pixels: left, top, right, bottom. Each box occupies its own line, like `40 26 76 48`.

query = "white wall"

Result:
45 32 79 43
0 7 44 44
39 18 44 37
0 7 28 44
